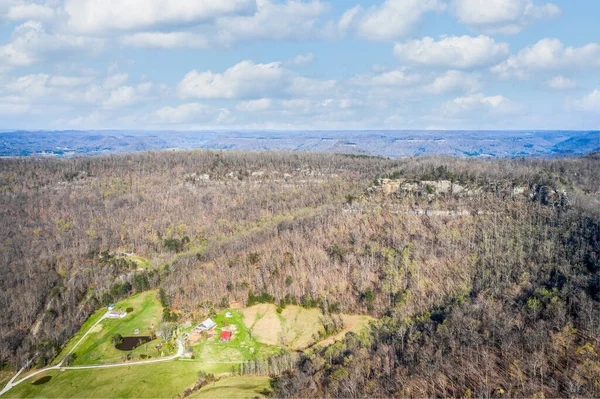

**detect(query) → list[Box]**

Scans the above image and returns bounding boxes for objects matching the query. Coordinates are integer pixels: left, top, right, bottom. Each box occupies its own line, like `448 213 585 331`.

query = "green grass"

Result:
241 304 373 350
186 309 282 364
124 254 152 269
3 360 237 398
58 291 168 365
189 376 271 398
0 371 14 390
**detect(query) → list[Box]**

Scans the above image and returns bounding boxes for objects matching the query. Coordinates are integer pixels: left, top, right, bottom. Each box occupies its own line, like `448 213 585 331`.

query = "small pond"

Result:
115 336 152 351
32 376 52 385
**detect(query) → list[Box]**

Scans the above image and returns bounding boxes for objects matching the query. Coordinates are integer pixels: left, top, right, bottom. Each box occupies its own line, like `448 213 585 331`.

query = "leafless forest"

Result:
1 150 599 397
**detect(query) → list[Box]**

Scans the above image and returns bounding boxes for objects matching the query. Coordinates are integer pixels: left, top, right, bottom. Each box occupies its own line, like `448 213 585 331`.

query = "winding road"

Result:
0 312 184 397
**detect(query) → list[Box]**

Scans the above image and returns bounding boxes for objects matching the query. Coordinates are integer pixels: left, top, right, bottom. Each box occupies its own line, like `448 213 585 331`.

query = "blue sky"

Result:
1 0 599 130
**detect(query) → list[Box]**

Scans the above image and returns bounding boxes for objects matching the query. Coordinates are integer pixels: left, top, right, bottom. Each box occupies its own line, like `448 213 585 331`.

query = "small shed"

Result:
195 318 217 332
225 312 232 318
107 310 127 319
220 331 231 342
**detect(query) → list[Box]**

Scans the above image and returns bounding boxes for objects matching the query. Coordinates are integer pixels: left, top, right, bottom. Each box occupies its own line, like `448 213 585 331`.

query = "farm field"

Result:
241 304 373 349
3 360 231 398
58 291 168 365
189 376 270 398
186 309 282 363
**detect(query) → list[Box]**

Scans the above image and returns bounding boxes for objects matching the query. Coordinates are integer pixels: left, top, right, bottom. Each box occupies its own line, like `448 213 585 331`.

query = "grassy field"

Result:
190 376 270 398
3 360 235 398
185 309 282 363
241 304 372 350
124 254 152 269
58 290 168 365
0 371 14 390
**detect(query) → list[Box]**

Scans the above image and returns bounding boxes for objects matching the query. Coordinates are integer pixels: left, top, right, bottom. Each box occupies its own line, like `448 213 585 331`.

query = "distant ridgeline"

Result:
0 130 598 158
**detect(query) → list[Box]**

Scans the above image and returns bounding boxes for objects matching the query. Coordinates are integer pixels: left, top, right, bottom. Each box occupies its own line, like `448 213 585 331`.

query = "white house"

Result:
195 318 216 331
107 310 127 319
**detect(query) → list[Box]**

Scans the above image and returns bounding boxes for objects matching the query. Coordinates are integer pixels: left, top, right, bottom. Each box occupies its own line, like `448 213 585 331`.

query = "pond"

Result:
115 336 152 351
32 376 52 385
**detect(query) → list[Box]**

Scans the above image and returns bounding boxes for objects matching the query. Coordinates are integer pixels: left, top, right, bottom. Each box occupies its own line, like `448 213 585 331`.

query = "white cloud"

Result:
492 39 600 79
355 0 445 41
442 93 520 116
236 98 273 111
546 75 577 90
64 0 256 34
178 60 287 99
102 82 153 109
215 0 329 44
155 102 232 123
569 90 600 113
451 0 561 34
103 73 129 89
0 21 103 70
0 95 30 115
3 73 94 98
350 69 422 87
7 3 56 21
121 32 209 49
285 53 314 66
422 70 480 94
393 35 509 69
177 60 334 100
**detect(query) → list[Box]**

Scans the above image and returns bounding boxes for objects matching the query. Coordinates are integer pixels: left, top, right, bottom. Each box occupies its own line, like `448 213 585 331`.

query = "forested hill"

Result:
1 129 599 158
1 151 599 397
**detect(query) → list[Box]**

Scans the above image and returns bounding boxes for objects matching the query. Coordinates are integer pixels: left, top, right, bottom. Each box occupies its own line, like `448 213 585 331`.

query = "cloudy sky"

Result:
1 0 599 130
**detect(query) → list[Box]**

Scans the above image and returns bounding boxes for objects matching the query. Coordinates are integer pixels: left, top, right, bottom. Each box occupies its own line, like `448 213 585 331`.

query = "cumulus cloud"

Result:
236 98 274 111
121 32 209 49
0 21 103 71
7 3 57 21
492 39 600 79
422 70 480 94
569 90 600 113
0 95 31 115
64 0 256 34
546 75 577 90
3 73 94 98
451 0 561 34
285 53 315 66
178 60 287 99
442 93 520 116
214 0 329 44
355 0 445 41
103 82 153 109
103 73 129 89
393 35 509 69
350 69 423 87
177 60 334 100
155 102 232 124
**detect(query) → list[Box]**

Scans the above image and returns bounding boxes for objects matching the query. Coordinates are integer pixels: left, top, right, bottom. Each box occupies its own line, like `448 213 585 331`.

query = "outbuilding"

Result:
195 318 217 331
220 331 231 342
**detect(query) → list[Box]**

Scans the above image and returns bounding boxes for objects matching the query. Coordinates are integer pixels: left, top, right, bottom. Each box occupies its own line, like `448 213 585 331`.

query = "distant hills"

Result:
0 130 598 158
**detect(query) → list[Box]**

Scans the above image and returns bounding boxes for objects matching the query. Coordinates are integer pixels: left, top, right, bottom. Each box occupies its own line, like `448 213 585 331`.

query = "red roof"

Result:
220 331 231 341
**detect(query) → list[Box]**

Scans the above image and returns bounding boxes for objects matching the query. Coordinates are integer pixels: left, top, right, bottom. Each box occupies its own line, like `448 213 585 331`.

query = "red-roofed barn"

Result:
220 331 231 342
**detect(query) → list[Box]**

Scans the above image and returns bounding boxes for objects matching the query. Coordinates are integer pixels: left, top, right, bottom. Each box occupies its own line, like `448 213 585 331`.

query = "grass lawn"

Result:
189 376 271 398
241 304 373 350
3 360 236 399
186 309 282 364
0 371 14 390
60 290 168 365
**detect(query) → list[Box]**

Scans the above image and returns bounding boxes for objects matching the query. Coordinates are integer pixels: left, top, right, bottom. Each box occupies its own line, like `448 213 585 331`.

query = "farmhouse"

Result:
220 331 231 342
195 318 217 332
107 310 127 319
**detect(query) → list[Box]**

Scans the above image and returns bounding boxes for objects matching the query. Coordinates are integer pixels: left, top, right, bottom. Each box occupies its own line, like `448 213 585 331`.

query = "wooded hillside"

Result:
1 151 598 397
